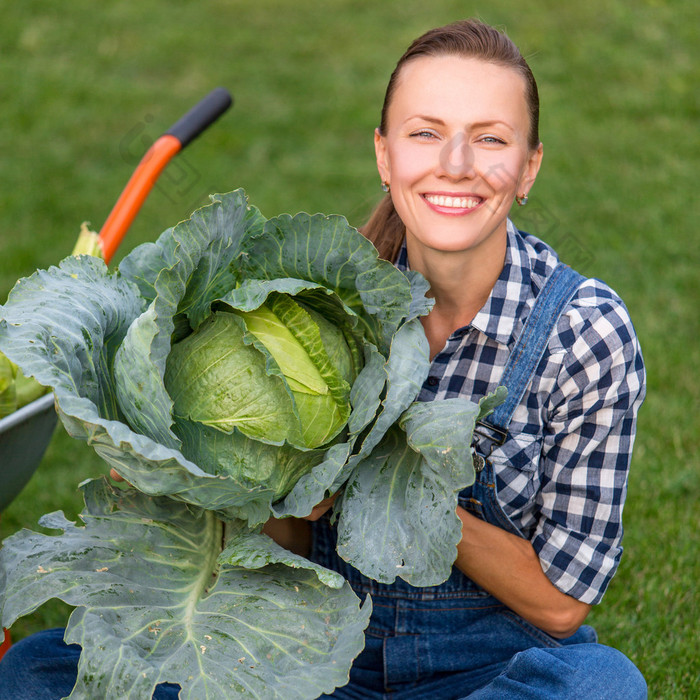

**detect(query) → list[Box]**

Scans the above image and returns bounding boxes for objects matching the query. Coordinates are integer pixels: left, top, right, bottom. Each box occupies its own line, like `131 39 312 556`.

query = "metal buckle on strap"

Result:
473 420 508 448
471 421 507 473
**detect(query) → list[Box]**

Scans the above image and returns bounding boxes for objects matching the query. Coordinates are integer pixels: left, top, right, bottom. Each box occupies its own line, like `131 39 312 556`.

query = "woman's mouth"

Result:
423 193 483 213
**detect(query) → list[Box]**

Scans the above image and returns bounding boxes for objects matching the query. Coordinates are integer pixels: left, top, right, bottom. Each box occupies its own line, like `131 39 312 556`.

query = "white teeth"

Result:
425 194 480 209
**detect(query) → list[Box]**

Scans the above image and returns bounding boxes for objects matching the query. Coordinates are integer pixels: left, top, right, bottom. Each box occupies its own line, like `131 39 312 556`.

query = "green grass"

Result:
1 0 698 696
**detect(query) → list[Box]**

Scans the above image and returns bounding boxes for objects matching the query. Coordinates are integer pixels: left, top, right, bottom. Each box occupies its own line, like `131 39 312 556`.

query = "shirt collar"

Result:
395 219 534 348
469 220 533 347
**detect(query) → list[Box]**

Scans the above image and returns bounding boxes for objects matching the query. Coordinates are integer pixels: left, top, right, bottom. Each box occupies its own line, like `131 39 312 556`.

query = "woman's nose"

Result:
437 132 476 179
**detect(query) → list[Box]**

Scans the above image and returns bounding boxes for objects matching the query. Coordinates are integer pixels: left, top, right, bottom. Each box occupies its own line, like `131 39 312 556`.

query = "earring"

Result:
515 193 528 206
381 181 390 193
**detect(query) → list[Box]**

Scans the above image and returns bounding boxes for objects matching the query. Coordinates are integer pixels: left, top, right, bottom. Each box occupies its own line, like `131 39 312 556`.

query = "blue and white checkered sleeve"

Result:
531 282 646 605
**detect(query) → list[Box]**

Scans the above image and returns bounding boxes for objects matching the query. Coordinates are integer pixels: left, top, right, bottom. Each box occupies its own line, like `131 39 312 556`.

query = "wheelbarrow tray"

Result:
0 393 57 512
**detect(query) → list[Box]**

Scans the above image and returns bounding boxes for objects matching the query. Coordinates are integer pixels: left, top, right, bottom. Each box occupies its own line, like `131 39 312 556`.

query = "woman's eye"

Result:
480 135 506 144
411 130 437 139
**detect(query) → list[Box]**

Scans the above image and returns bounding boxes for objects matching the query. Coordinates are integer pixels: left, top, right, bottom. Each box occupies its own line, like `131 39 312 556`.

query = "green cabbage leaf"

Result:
0 479 371 699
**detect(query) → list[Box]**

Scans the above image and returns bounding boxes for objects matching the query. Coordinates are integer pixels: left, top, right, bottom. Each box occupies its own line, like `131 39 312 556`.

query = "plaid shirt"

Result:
395 221 646 605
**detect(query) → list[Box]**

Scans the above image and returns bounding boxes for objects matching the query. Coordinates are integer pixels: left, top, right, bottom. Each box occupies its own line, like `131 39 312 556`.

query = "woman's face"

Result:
375 55 543 260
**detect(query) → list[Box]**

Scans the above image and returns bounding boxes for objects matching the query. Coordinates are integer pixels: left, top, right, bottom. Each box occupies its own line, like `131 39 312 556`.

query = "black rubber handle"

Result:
164 87 233 149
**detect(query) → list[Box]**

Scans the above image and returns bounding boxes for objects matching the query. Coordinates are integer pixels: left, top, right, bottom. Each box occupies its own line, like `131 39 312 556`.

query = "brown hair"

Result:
362 19 540 262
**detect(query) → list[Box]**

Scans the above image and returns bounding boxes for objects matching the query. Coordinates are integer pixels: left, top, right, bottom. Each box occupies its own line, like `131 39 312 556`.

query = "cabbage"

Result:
0 350 49 417
166 296 359 452
164 291 363 500
0 190 502 698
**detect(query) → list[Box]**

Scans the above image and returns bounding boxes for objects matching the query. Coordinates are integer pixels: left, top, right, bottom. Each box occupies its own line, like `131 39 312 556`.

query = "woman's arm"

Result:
262 496 591 638
455 506 590 638
452 285 645 633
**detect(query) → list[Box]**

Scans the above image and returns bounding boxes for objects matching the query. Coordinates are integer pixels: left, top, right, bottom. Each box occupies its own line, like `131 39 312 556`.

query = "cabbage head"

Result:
169 295 359 449
165 293 363 499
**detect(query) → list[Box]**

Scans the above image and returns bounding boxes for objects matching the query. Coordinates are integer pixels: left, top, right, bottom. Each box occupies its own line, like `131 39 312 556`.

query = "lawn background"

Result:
1 0 697 697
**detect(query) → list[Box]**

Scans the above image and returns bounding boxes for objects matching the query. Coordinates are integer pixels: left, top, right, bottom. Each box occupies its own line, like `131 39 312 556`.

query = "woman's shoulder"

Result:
553 279 641 370
516 229 641 359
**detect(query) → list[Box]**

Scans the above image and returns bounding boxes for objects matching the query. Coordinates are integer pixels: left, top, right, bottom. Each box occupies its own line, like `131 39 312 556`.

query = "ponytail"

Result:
360 194 405 263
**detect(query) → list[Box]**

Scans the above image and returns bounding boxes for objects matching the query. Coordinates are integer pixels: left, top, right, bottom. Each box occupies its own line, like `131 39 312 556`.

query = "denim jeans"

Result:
314 601 645 699
0 627 179 699
0 623 645 700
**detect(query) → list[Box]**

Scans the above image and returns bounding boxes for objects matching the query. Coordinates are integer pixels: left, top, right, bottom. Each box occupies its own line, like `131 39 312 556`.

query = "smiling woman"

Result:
307 18 647 699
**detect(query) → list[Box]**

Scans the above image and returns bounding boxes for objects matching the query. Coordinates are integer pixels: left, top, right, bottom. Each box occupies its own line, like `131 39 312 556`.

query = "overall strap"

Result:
476 263 586 450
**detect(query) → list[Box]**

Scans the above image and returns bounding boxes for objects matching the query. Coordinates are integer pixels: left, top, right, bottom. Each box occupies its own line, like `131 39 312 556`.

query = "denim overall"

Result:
311 264 644 699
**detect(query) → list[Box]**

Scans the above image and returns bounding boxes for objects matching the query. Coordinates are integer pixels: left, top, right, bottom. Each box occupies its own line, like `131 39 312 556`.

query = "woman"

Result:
1 18 647 700
283 17 647 699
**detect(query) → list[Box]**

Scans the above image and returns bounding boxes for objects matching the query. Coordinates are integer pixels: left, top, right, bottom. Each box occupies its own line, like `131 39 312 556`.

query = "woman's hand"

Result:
301 492 339 521
262 491 340 557
262 517 311 557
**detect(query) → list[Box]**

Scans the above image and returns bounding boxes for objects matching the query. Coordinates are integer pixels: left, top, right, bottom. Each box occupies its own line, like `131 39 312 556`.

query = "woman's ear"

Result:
519 142 544 198
374 128 390 185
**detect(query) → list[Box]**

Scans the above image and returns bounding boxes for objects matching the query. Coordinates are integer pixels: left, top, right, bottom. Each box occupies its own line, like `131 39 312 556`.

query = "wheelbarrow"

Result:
0 87 233 514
